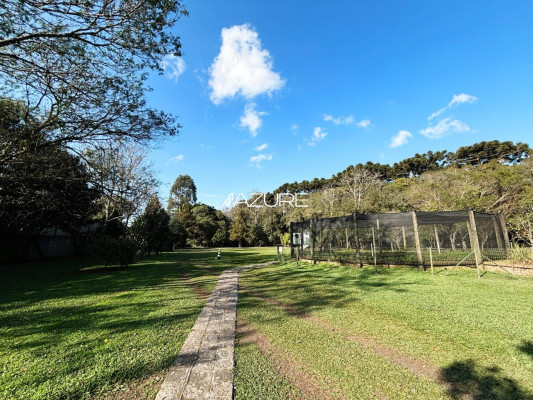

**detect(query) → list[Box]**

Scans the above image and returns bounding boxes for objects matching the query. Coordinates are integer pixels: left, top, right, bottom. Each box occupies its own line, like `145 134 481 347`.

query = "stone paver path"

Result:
155 261 276 400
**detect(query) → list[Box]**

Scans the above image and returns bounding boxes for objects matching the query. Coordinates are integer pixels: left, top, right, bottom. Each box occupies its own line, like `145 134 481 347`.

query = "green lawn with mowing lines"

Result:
237 261 533 400
0 247 276 400
233 337 301 400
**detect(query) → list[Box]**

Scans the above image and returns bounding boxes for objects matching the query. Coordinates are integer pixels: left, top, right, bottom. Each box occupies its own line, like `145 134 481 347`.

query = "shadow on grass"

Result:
440 359 533 400
0 248 275 399
238 261 413 315
518 340 533 361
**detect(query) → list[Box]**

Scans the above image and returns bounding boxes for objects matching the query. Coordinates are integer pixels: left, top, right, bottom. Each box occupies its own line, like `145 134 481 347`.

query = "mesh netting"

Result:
290 210 509 268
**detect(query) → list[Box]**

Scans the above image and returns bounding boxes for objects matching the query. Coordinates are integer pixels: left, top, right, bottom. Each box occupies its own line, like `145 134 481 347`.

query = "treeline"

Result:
0 97 234 263
275 141 530 193
226 140 533 249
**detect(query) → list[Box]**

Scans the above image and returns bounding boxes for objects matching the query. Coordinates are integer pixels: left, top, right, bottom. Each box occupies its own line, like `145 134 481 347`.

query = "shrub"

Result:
89 236 136 267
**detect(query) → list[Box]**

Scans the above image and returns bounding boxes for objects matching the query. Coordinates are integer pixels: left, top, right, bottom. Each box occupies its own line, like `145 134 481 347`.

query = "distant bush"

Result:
115 237 136 267
89 236 136 267
508 244 533 265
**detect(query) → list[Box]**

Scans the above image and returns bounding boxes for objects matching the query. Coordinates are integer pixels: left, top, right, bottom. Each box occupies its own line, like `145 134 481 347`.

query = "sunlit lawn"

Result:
235 261 533 399
0 247 276 400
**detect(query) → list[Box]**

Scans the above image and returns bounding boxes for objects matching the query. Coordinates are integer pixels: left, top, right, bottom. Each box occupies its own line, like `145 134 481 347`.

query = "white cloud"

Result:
208 24 285 104
428 93 478 120
166 154 184 165
239 103 267 137
323 114 371 129
420 118 470 139
323 114 355 125
308 127 328 146
250 153 273 167
161 54 186 82
356 119 371 129
291 124 298 131
450 93 478 107
390 130 412 148
254 143 268 151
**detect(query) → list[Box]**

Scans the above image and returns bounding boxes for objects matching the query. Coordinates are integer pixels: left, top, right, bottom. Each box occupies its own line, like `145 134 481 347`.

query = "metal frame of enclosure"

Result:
290 210 510 270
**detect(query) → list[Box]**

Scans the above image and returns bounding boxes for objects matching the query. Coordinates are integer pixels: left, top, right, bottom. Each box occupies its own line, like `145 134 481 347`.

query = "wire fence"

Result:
290 210 511 269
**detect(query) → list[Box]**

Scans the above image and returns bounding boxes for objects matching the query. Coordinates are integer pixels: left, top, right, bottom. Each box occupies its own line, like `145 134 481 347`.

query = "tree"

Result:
0 98 96 236
169 218 187 249
230 207 248 247
340 166 382 212
0 0 186 162
507 159 533 249
451 141 530 166
168 174 197 214
189 204 220 247
130 196 170 255
212 228 228 247
84 141 157 226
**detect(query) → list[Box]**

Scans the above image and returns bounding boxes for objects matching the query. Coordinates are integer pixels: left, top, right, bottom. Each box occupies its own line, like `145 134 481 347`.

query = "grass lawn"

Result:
236 261 533 400
0 247 276 400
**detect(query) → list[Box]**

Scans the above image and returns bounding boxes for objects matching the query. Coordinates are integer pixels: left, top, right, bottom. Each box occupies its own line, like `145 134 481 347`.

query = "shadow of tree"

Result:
235 261 416 319
518 340 533 361
0 248 275 399
440 359 533 400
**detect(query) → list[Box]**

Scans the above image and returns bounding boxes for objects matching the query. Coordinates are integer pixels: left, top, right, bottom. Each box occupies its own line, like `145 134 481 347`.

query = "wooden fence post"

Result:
411 211 424 270
289 222 294 259
300 226 304 259
498 212 511 252
434 225 441 254
467 210 483 276
371 226 377 265
491 215 503 250
376 219 382 254
310 219 315 262
353 213 363 267
345 227 350 249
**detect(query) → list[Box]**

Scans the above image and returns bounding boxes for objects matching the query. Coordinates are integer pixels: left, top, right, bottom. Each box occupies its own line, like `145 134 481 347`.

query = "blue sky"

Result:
147 0 533 208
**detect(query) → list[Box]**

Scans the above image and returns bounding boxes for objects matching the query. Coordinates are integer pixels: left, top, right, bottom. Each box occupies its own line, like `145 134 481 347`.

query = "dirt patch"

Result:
179 270 211 299
236 319 336 400
95 372 166 400
240 287 442 383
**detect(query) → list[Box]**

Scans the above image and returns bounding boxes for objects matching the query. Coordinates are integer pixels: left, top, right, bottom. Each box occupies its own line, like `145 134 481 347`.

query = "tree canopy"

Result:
0 0 187 158
168 174 197 214
0 98 96 235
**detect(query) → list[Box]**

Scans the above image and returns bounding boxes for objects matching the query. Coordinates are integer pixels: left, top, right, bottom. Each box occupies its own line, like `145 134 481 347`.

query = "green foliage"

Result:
271 140 530 195
281 233 291 247
212 228 229 247
0 0 185 154
169 217 188 248
452 140 531 166
231 140 531 247
90 236 136 267
0 98 97 237
169 199 230 247
230 207 249 247
131 196 171 255
168 174 197 215
508 244 533 264
115 237 137 267
190 204 222 246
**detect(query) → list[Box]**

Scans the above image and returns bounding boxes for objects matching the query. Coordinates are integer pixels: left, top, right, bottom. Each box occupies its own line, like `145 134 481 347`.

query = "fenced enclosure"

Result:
290 210 510 270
